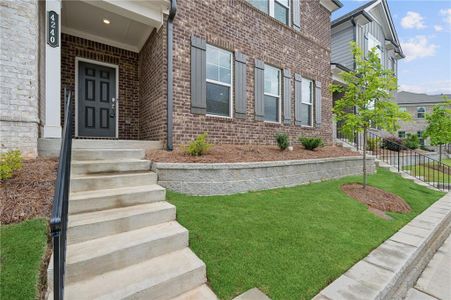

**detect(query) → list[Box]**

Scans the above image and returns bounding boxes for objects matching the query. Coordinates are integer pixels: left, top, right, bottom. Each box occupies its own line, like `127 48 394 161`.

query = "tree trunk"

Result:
363 128 367 188
439 144 442 162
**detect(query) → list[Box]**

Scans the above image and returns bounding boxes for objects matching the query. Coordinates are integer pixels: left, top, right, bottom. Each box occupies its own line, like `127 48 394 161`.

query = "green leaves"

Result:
331 42 410 134
423 98 451 146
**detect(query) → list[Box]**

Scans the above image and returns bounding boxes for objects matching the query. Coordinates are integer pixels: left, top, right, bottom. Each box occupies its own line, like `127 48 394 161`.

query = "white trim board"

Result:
74 57 119 139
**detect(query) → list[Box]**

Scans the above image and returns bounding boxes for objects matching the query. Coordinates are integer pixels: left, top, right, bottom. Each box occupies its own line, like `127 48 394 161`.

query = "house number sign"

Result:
47 11 59 48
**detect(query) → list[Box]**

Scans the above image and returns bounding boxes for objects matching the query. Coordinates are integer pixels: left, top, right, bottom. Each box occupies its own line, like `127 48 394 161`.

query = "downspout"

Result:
167 0 177 151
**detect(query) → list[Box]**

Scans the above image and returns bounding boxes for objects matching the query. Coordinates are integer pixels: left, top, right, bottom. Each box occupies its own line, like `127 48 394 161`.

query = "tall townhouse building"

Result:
0 0 342 157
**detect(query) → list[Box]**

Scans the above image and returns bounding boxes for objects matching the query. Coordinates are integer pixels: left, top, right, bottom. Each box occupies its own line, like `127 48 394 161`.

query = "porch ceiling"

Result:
62 0 169 53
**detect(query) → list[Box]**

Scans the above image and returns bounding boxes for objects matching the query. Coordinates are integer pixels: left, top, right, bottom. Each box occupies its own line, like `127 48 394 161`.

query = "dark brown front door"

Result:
78 61 116 137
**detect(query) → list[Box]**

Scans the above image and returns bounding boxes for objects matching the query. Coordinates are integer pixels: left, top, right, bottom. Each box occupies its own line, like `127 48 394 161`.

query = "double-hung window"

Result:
206 45 232 117
367 33 382 60
301 78 314 127
249 0 290 25
264 65 281 122
417 107 425 119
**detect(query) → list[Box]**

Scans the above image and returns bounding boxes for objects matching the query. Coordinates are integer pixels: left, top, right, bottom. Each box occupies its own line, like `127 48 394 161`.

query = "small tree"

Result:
423 97 451 162
331 42 410 188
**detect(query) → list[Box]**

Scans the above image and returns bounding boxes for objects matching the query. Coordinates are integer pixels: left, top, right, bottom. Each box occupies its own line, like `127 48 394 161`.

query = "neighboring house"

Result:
395 91 450 146
330 0 404 99
0 0 342 158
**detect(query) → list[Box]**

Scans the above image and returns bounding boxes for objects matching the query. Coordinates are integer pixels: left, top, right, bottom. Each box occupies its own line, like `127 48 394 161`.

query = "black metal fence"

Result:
50 89 73 300
336 125 450 192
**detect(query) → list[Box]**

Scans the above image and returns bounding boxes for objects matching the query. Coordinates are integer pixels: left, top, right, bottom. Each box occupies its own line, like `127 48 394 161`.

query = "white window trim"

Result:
416 106 426 119
301 77 314 128
263 65 282 124
206 45 234 119
271 0 291 26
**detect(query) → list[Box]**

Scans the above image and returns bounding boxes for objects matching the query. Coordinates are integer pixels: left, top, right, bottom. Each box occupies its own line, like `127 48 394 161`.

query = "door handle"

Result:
110 97 116 118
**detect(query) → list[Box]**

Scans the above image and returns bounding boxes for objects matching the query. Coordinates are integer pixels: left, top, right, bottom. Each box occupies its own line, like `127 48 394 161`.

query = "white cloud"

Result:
401 36 438 62
434 25 443 32
399 81 451 95
440 8 451 24
401 11 426 29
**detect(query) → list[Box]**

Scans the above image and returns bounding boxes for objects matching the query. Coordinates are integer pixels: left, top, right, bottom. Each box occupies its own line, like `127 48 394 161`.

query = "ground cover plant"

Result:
0 150 23 180
299 137 324 150
168 168 444 300
184 132 212 156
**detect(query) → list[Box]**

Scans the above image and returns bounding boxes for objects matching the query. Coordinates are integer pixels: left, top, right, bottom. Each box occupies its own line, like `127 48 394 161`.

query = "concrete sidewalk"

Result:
406 233 451 300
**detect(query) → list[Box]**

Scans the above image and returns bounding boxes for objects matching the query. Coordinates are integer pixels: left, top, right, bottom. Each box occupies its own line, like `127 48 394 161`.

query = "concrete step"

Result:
57 248 206 300
55 222 188 285
171 285 218 300
73 139 162 150
72 159 151 175
70 172 157 193
72 149 145 161
69 184 166 215
67 202 175 244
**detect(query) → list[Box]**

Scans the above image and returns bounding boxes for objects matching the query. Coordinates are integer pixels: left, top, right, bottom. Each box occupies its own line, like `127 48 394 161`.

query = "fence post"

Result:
397 150 400 172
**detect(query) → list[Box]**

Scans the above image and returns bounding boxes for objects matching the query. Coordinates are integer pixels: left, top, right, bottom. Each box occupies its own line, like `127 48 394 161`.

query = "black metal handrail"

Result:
50 88 73 300
336 125 450 192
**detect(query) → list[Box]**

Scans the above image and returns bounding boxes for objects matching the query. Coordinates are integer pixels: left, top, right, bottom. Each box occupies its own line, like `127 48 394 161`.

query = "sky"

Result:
332 0 451 95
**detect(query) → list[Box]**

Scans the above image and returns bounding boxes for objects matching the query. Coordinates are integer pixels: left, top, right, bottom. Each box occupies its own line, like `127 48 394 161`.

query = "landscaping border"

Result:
151 156 375 195
313 192 451 300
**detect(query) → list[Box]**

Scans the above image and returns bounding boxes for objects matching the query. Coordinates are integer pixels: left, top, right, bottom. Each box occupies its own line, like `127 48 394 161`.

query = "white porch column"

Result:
43 0 62 138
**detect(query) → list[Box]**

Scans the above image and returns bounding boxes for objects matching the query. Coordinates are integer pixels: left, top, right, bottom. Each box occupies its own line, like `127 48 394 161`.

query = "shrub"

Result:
185 133 212 156
0 150 23 180
275 132 289 150
367 137 379 152
403 133 420 150
381 136 403 152
299 137 324 151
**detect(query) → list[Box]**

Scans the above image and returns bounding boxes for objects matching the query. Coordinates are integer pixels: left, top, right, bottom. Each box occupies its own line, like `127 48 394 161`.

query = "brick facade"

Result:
170 0 334 145
61 34 140 139
138 26 167 142
0 0 39 157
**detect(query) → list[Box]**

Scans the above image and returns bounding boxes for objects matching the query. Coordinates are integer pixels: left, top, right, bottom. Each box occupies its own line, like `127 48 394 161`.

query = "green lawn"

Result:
404 164 450 182
167 168 444 300
443 158 451 166
1 219 48 300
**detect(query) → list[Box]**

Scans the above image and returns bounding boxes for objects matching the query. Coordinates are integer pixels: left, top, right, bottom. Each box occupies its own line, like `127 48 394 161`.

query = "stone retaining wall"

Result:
152 156 375 195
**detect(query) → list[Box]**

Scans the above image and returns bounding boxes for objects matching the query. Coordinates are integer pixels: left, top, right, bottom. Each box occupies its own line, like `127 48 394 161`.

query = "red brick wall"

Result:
171 0 333 145
61 34 140 139
138 26 167 142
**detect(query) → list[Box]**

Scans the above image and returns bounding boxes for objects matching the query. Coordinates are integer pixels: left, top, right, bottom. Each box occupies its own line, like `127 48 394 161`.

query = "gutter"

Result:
167 0 177 151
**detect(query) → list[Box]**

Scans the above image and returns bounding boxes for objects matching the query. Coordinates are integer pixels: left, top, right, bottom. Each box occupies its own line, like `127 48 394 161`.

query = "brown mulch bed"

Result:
147 144 359 163
0 158 58 224
341 183 411 214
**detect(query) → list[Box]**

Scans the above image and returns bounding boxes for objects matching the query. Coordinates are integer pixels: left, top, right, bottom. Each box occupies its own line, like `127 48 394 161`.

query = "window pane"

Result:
219 67 231 84
249 0 269 13
207 82 230 116
264 66 279 95
206 46 218 64
219 51 231 68
207 63 219 81
276 0 289 6
274 2 289 24
264 95 279 122
302 79 313 104
301 103 312 126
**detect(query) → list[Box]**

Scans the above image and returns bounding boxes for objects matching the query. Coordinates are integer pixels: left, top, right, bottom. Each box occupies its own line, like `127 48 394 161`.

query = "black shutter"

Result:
254 59 265 121
292 0 301 31
283 69 292 125
191 36 206 114
315 81 322 127
294 74 302 126
235 51 247 118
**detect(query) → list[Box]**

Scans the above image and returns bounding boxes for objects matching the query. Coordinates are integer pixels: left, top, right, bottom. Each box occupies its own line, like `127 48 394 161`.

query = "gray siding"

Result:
358 21 386 67
331 25 354 69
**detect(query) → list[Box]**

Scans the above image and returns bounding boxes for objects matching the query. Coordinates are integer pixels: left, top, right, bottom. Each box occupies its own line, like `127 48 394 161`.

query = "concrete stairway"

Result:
47 147 217 300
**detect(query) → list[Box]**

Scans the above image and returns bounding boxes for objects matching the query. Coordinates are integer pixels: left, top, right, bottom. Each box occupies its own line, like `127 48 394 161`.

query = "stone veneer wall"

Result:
170 0 334 145
152 156 375 195
61 34 140 139
0 0 39 157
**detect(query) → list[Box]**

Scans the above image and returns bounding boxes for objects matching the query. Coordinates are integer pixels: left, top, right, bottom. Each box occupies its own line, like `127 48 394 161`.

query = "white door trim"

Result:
75 57 119 138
